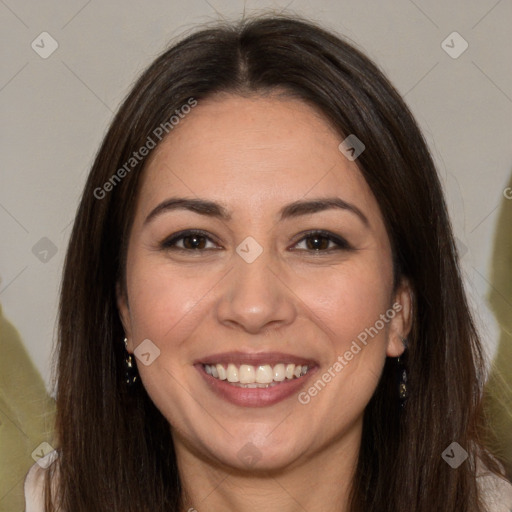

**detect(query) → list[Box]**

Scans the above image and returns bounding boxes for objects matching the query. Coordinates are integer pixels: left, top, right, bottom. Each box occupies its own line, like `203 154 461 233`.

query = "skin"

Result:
117 93 413 512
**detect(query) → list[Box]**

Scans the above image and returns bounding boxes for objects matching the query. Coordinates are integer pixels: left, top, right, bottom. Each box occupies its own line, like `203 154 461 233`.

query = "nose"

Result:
215 246 297 335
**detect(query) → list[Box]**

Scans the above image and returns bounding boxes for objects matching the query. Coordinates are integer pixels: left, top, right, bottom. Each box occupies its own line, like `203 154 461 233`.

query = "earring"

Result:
123 337 138 387
397 336 408 408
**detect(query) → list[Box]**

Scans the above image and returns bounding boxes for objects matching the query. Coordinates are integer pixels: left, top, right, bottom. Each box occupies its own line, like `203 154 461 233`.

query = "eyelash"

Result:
160 229 352 254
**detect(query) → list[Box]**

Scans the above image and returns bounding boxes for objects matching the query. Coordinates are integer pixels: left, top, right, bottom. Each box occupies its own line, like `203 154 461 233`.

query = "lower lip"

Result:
195 365 317 407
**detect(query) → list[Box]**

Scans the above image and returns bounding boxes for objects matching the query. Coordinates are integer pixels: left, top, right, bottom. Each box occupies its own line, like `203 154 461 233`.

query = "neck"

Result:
175 418 362 512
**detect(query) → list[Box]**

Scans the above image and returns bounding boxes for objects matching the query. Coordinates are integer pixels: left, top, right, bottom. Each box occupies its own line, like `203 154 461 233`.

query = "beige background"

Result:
1 0 511 391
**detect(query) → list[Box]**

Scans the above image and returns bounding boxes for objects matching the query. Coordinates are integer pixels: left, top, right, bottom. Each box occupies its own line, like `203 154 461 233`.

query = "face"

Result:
117 93 412 472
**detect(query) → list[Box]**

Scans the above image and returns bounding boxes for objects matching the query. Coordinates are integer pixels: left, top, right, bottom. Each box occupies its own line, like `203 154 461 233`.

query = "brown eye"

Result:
293 230 352 252
161 230 219 251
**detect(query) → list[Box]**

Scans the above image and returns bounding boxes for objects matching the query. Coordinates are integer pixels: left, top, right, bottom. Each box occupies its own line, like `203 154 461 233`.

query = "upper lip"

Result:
194 351 318 367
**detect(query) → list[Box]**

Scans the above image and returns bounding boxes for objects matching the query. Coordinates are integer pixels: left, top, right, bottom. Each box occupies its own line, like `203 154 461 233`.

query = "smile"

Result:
203 363 310 387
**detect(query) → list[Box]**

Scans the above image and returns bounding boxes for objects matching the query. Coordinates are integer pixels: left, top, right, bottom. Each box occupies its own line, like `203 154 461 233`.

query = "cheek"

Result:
124 259 213 424
297 255 393 347
125 255 215 342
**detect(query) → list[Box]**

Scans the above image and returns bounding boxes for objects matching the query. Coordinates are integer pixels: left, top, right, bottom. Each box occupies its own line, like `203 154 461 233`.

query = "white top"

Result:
24 456 512 512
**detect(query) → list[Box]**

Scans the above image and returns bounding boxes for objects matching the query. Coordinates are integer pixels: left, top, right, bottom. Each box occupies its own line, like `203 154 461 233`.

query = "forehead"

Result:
136 93 379 224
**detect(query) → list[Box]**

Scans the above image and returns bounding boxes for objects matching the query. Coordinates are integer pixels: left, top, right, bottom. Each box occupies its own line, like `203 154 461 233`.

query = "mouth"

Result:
203 362 310 387
194 352 318 407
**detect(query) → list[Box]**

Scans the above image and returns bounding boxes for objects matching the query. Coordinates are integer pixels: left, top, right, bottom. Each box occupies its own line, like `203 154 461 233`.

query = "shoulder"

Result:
24 462 47 512
24 451 60 512
476 461 512 512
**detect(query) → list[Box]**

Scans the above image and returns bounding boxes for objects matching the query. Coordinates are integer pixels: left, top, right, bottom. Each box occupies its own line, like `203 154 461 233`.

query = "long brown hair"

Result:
47 14 504 511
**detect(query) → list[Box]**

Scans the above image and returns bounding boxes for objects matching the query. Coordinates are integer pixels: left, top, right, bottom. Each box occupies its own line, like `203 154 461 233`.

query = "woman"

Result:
24 14 512 512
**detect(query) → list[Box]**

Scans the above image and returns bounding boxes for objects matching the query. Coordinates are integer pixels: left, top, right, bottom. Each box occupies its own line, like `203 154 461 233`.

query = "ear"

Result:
116 280 133 352
386 277 414 358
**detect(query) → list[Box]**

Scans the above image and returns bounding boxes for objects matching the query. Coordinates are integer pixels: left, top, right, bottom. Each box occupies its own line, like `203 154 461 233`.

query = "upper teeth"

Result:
204 363 309 384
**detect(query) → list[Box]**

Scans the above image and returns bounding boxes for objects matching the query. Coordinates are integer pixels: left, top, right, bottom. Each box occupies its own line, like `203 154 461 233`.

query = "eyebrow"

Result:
143 196 369 227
